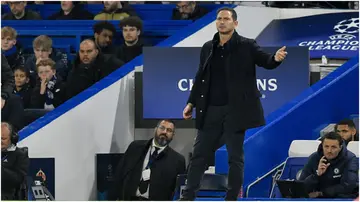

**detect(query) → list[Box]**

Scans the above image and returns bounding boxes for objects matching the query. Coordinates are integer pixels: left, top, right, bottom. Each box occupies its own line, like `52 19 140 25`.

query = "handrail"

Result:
245 160 286 197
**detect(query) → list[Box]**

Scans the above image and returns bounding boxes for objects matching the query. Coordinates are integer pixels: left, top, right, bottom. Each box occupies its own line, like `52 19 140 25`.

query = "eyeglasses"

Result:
157 125 174 134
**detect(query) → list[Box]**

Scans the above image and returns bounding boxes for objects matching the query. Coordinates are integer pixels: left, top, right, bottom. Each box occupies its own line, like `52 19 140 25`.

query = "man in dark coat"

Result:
108 119 186 201
180 7 287 201
64 39 124 100
299 132 358 198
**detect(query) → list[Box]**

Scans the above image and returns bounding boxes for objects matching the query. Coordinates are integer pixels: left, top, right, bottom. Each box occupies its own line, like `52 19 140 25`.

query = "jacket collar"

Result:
211 30 240 49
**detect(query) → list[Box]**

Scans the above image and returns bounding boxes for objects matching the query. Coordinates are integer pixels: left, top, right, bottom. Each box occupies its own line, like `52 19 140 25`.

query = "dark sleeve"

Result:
31 11 42 20
250 39 281 70
53 82 66 107
169 155 186 200
30 84 45 109
16 48 25 68
55 55 69 81
107 142 136 200
1 54 15 101
321 156 359 197
186 43 207 107
1 150 30 189
171 9 181 20
64 67 93 101
299 154 320 192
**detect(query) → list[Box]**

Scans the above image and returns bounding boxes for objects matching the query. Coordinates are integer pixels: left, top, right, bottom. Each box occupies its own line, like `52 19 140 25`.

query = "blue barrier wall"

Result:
215 56 359 197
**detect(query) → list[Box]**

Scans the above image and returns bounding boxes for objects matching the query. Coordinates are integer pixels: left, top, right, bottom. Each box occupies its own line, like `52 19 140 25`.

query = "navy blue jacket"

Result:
299 142 358 198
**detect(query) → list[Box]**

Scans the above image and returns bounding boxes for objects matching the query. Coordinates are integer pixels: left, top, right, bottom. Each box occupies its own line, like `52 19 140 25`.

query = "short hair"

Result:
36 58 56 72
321 131 343 146
156 119 176 131
216 7 237 21
14 66 30 78
119 16 143 32
93 21 116 35
335 119 357 130
33 35 53 51
1 26 17 39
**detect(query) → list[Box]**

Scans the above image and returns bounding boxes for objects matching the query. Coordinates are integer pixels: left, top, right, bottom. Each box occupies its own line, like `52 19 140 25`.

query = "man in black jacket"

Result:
335 119 358 145
1 122 30 200
108 119 186 201
172 1 208 21
65 39 124 100
180 7 287 201
47 1 94 20
299 132 358 198
2 1 42 20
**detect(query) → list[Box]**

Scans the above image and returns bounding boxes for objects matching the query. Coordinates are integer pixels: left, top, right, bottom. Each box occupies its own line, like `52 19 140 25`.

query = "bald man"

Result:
1 122 29 200
64 39 124 100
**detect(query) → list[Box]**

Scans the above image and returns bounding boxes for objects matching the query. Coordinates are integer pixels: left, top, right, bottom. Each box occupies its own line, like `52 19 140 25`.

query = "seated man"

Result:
108 119 186 201
1 26 25 71
94 1 136 20
2 1 42 20
335 119 358 145
172 1 208 21
299 132 358 198
47 1 94 20
1 122 30 200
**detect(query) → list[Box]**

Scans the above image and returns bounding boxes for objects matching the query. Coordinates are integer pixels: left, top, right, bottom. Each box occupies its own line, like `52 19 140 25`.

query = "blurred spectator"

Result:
64 39 124 100
94 1 137 20
25 35 68 85
117 16 145 63
30 59 64 110
93 21 117 55
13 66 32 109
335 119 358 145
47 1 94 20
172 1 208 21
2 1 42 20
1 55 24 131
299 132 359 198
108 119 186 201
1 122 29 200
1 26 25 71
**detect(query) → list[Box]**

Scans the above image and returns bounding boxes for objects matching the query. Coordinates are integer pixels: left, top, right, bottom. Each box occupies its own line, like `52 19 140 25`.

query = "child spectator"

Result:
1 26 25 71
30 59 64 110
13 66 32 109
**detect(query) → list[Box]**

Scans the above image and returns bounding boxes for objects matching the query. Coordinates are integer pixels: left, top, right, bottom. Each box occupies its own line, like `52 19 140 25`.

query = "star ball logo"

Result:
299 18 359 51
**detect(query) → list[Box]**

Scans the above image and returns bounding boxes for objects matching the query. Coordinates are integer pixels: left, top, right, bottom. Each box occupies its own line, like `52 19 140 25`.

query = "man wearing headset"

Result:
1 122 29 200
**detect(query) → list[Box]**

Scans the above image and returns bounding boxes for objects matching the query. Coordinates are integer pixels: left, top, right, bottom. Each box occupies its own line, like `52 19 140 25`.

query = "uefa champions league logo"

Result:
330 18 359 40
334 18 359 34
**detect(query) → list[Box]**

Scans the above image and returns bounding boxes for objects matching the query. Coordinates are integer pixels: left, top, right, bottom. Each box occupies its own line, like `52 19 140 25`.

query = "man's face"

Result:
103 1 119 12
1 125 11 151
38 65 55 81
336 125 356 142
1 36 16 51
95 29 114 48
79 42 99 64
122 26 139 44
34 47 52 60
14 69 29 87
322 138 342 160
216 10 238 35
154 121 175 147
61 1 74 12
9 1 26 17
176 1 195 19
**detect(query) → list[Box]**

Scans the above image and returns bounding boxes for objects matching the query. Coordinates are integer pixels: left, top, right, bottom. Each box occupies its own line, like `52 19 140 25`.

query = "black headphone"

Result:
6 123 19 145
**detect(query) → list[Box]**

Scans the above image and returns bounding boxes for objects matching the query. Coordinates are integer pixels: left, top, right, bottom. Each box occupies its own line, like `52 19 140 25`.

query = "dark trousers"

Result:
182 105 245 201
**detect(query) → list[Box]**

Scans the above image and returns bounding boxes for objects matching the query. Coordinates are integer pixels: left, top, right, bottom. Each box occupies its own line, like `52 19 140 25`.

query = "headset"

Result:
5 122 19 145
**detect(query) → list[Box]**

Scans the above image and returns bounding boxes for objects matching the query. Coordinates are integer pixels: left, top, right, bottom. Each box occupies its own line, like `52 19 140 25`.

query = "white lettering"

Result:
324 40 336 45
299 41 308 46
178 79 194 91
350 46 358 51
257 79 267 91
257 79 278 91
268 79 278 91
350 41 359 46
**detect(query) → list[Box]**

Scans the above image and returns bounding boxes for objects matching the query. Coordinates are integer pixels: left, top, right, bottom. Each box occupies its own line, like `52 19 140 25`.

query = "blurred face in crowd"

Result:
38 65 55 81
79 41 99 64
322 138 342 160
336 124 356 142
122 26 139 45
154 120 175 147
14 69 29 88
61 1 74 12
216 10 238 35
34 47 52 61
176 1 195 19
103 1 119 12
8 1 26 18
95 29 114 48
1 35 16 51
1 124 11 151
